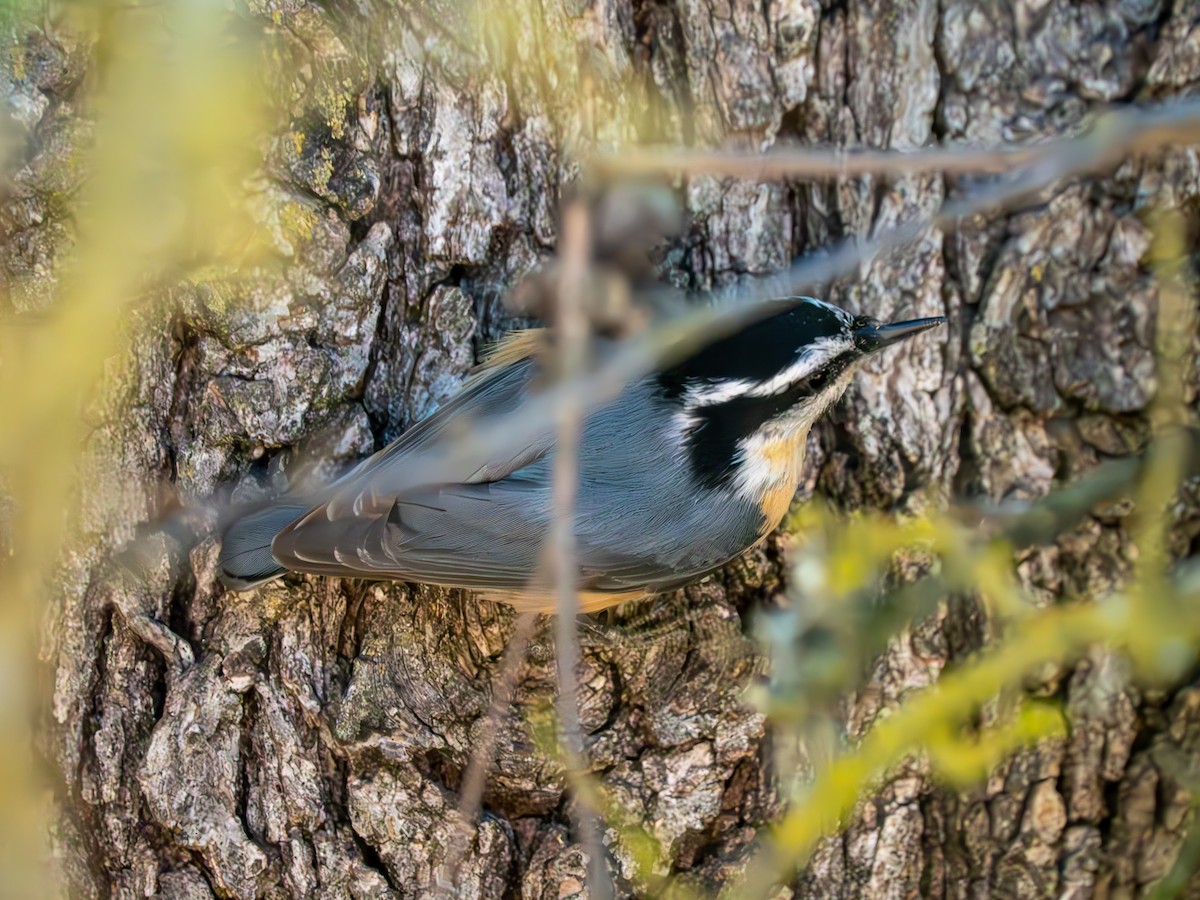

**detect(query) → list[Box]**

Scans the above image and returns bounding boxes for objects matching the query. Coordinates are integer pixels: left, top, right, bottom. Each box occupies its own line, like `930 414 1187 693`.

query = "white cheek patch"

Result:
727 367 857 502
730 429 794 499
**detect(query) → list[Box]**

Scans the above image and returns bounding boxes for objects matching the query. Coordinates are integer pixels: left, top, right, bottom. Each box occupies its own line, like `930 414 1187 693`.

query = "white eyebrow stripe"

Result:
742 336 847 395
682 335 850 408
798 296 855 325
684 378 758 407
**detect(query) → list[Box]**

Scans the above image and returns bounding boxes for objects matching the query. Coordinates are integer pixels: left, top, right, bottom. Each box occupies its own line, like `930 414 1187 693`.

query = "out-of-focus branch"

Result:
549 200 612 899
729 600 1115 899
151 94 1200 620
593 97 1200 181
596 140 1045 180
439 612 537 895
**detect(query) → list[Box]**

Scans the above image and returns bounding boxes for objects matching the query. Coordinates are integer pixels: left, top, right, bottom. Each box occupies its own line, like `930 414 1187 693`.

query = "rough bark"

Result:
6 0 1200 896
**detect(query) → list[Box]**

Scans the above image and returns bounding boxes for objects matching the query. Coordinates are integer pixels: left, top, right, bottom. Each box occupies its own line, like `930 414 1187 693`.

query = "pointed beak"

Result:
854 316 946 353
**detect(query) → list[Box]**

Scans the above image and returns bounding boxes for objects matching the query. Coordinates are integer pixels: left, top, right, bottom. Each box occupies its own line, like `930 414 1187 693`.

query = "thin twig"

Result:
592 97 1200 182
550 199 612 898
438 611 538 894
594 141 1047 180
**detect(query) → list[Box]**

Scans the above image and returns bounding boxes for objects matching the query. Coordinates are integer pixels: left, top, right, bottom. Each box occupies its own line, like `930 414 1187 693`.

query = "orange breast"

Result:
752 429 808 537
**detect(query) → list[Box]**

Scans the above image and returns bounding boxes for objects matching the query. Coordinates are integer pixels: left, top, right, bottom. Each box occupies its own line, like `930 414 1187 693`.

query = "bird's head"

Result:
658 296 945 489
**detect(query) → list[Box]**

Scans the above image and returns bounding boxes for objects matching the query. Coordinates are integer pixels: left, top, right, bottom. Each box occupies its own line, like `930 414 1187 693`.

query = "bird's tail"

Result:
217 501 311 590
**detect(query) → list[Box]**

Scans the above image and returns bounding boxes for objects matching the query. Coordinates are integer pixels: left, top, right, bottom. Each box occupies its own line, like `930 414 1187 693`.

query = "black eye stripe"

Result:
657 300 851 399
677 355 855 489
681 349 849 406
652 298 860 488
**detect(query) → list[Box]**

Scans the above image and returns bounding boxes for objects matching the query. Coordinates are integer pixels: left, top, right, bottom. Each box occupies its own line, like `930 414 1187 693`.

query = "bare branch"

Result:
592 97 1200 182
439 612 538 895
549 199 612 898
594 141 1046 180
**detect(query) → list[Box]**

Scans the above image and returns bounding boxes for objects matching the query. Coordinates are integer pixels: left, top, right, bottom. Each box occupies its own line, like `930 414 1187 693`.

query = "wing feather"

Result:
321 334 549 518
267 329 732 602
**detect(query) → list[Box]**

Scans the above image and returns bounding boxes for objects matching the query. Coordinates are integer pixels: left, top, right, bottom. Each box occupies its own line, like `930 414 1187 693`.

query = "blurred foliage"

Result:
0 0 1198 898
525 216 1198 896
0 0 274 893
725 215 1200 895
470 0 643 144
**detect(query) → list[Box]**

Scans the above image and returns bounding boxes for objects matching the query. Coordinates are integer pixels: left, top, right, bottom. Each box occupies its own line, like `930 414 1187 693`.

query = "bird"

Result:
218 297 944 612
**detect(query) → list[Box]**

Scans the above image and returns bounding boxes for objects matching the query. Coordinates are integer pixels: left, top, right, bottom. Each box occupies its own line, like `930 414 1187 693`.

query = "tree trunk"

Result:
10 0 1200 896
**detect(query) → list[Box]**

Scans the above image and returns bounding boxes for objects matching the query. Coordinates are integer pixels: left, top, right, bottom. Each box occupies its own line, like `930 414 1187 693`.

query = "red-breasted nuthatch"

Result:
218 297 944 611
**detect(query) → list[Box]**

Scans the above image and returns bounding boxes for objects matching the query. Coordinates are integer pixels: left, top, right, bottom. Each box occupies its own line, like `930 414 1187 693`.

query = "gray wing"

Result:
270 347 555 578
271 359 765 601
323 351 551 518
272 474 552 591
271 465 731 599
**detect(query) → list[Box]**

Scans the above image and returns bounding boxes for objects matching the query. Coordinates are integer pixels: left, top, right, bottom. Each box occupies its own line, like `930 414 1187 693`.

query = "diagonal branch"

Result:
591 98 1200 181
438 611 538 894
327 99 1200 510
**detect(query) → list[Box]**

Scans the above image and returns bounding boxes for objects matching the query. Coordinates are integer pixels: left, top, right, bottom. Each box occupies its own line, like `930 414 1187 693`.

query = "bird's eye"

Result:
851 315 880 331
